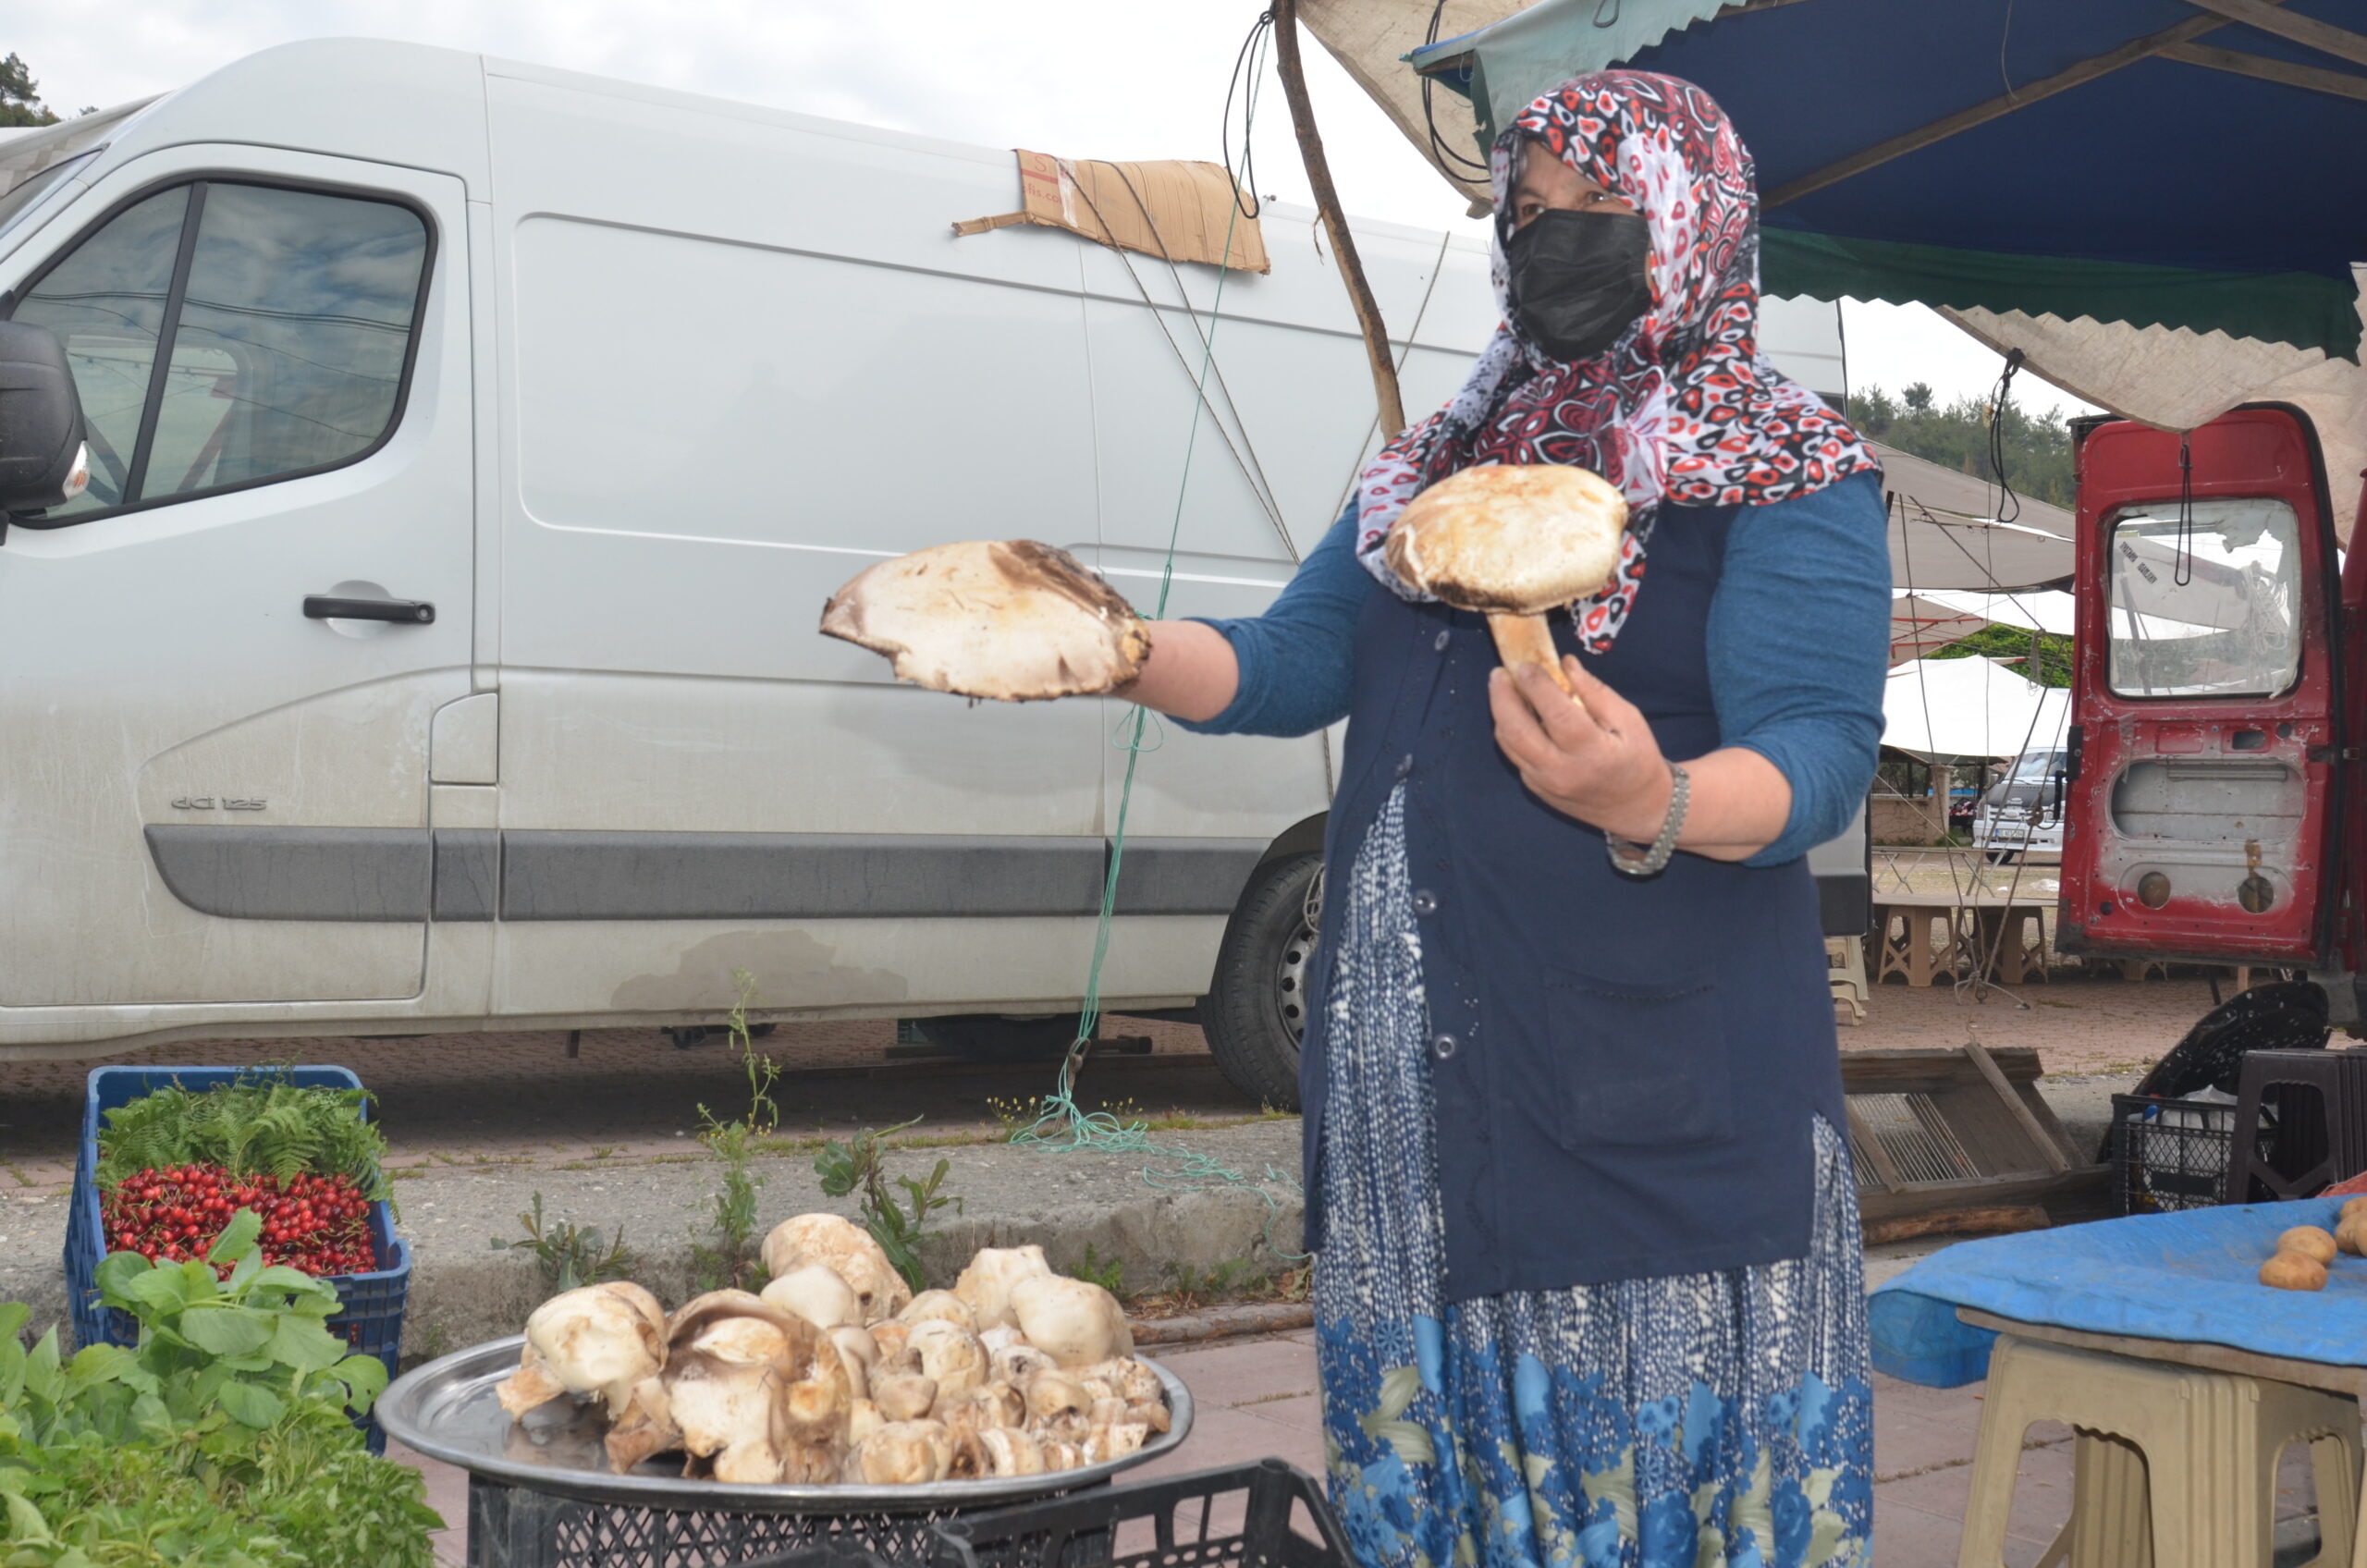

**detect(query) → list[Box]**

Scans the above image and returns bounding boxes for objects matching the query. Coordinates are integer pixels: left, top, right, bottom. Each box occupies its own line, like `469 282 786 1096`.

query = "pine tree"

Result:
0 54 60 128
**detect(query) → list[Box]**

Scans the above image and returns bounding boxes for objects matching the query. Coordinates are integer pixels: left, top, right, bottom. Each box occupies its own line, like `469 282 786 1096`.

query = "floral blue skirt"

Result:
1313 786 1874 1568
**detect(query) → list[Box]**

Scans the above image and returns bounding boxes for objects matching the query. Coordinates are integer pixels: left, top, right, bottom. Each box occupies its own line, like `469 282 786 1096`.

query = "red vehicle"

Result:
2059 403 2358 1035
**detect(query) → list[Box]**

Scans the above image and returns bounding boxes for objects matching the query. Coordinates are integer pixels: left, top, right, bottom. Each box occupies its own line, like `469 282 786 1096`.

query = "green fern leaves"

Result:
94 1072 390 1201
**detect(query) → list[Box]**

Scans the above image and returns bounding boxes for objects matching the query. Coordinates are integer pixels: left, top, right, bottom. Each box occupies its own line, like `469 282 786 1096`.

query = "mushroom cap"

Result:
1383 464 1627 615
762 1264 863 1331
761 1215 911 1324
820 540 1151 702
954 1244 1052 1332
514 1282 668 1414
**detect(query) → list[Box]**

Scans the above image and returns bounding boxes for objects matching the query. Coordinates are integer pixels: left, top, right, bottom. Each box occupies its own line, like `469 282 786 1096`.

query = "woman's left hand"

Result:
1489 656 1674 842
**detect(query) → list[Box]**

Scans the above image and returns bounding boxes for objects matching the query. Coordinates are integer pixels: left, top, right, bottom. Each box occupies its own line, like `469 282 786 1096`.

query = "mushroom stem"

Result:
1486 613 1575 696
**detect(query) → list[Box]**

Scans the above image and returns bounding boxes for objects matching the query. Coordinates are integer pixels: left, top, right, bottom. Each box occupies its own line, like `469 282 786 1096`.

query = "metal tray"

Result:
378 1335 1196 1513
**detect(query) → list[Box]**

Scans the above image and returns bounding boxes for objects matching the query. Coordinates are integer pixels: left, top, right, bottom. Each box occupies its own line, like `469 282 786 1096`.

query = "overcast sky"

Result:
8 0 2090 416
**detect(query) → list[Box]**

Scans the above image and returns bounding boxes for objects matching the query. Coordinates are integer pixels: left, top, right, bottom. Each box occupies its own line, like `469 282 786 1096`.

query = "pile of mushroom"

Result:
492 1219 1168 1486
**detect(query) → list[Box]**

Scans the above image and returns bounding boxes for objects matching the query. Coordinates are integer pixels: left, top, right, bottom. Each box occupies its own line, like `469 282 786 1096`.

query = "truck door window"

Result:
6 179 428 522
2106 497 2302 700
8 186 189 517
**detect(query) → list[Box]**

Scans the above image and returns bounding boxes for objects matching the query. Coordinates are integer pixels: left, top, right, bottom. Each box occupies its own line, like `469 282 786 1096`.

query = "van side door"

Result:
0 149 475 1035
2058 405 2343 965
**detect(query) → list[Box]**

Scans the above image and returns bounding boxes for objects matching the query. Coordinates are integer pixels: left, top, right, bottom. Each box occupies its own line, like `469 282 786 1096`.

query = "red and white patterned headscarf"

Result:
1355 71 1879 651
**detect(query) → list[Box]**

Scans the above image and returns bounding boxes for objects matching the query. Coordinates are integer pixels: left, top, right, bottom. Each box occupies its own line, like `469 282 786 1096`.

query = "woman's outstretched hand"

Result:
1489 656 1674 842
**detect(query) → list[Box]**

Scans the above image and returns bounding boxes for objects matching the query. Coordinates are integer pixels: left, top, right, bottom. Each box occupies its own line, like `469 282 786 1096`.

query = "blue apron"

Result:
1303 501 1847 1297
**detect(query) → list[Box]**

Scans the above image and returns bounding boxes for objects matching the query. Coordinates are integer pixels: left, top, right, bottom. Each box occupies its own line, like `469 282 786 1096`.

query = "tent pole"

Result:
1270 0 1407 437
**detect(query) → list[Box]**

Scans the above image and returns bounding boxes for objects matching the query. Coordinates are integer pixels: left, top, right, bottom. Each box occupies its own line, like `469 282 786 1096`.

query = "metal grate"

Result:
1846 1092 1980 1188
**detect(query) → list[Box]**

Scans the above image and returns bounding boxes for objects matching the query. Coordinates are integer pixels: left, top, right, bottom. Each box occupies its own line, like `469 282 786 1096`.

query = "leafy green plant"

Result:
0 1207 438 1566
690 974 781 1292
95 1072 391 1202
813 1118 963 1291
493 1193 634 1293
1073 1243 1126 1296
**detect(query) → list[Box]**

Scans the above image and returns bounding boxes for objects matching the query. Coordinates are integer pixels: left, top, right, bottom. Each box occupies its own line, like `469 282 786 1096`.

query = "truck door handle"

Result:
303 594 435 625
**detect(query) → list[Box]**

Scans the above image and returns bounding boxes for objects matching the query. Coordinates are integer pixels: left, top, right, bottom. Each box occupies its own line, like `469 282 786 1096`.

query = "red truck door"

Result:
2059 405 2344 966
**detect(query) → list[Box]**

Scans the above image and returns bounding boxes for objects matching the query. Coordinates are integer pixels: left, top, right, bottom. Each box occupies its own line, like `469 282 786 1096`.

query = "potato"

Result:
2261 1251 2329 1292
2339 1218 2367 1257
2342 1195 2367 1222
2278 1226 2338 1265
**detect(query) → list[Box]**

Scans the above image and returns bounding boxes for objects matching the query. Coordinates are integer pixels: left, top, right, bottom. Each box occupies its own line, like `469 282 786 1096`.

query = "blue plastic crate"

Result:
65 1065 412 1445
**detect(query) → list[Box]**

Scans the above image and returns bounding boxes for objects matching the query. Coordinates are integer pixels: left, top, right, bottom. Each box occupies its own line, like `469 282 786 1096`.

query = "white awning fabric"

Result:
1890 589 2074 665
1944 267 2367 543
1883 656 2071 762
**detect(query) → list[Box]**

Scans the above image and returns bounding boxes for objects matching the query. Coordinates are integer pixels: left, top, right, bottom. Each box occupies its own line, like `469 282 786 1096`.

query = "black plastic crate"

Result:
466 1479 958 1568
931 1461 1348 1568
2112 1093 2276 1214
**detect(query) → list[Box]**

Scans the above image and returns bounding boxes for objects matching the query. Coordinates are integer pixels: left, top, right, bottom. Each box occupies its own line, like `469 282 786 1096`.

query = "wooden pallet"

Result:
1842 1045 2111 1240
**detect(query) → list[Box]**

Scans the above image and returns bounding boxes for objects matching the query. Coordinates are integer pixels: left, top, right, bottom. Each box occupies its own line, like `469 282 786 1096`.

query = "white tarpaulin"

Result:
1890 589 2074 665
1884 656 2071 762
1944 267 2367 543
1300 0 1523 210
1874 440 2075 594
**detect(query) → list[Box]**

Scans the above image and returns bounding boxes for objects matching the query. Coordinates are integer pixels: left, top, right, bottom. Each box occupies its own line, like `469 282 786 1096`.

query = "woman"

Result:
1125 73 1888 1568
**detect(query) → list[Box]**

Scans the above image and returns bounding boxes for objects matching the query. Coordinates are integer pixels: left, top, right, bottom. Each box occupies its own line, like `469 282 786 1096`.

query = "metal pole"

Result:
1269 0 1408 437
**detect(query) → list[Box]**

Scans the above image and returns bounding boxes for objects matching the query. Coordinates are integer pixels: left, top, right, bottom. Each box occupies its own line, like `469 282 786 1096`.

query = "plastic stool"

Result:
1828 936 1869 1024
1956 1333 2361 1568
2226 1048 2367 1204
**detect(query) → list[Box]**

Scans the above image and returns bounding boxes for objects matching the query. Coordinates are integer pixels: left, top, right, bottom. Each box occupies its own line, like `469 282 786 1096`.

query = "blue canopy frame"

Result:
1411 0 2367 357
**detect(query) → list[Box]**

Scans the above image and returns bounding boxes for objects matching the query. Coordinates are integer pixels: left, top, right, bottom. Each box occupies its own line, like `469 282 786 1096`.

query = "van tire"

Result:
1201 851 1321 1112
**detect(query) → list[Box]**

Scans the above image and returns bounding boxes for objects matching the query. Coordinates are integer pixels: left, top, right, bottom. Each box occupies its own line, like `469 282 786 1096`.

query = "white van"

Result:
0 40 1859 1104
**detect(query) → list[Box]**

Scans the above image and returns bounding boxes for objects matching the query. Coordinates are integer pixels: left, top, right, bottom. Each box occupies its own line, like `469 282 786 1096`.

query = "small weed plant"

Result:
1073 1243 1125 1296
813 1118 962 1292
494 1193 634 1293
690 973 781 1292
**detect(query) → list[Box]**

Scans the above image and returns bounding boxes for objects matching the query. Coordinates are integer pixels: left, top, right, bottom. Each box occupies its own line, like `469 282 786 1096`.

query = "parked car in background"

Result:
1974 746 2069 862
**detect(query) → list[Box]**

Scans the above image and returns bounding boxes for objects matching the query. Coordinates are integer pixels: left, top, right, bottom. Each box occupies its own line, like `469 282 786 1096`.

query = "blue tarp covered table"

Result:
1872 1197 2367 1390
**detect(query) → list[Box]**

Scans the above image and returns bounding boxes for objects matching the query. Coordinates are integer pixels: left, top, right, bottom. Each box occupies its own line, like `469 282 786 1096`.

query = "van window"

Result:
2106 497 2302 700
8 186 188 517
7 180 428 521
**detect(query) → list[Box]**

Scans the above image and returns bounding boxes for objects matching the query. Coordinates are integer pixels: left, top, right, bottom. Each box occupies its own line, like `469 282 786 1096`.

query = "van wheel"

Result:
918 1013 1089 1063
1201 852 1321 1112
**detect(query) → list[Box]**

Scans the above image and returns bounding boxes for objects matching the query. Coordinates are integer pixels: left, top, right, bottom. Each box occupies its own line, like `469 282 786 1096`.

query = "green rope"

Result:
1009 22 1307 1266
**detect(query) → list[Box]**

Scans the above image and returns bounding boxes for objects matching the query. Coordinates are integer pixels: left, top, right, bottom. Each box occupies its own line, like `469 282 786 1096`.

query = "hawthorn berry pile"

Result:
103 1166 376 1276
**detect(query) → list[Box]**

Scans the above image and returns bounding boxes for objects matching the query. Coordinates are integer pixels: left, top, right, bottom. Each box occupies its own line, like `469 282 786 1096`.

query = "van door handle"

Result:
303 594 435 625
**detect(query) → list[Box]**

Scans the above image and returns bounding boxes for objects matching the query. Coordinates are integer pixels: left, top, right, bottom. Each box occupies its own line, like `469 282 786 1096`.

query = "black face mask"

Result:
1506 208 1652 362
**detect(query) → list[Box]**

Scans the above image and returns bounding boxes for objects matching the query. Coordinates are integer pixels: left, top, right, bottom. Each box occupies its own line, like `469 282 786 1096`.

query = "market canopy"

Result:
1892 589 2076 665
1884 656 2072 762
1873 441 2074 594
1405 0 2367 360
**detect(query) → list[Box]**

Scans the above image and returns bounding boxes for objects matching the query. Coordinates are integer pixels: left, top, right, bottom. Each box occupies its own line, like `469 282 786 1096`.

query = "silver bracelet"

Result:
1606 764 1689 878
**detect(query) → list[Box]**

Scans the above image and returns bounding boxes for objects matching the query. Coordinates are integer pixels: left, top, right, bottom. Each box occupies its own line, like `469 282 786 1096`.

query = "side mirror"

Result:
0 320 89 534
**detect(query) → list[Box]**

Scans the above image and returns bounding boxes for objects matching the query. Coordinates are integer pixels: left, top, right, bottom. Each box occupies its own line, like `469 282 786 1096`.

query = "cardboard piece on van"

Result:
954 151 1269 275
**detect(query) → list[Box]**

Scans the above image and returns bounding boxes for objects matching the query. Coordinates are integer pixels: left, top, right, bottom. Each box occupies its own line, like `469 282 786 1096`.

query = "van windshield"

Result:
2010 751 2065 781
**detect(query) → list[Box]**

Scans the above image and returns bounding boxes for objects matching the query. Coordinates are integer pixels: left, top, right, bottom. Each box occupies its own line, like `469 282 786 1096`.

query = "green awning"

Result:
1764 231 2361 362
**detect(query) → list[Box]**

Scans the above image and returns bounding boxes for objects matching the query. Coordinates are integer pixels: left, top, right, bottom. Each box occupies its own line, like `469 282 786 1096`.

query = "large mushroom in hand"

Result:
820 541 1151 702
1383 464 1627 696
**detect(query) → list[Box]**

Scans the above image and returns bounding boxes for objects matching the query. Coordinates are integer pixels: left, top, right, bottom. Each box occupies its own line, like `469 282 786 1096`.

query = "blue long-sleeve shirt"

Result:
1179 470 1892 866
